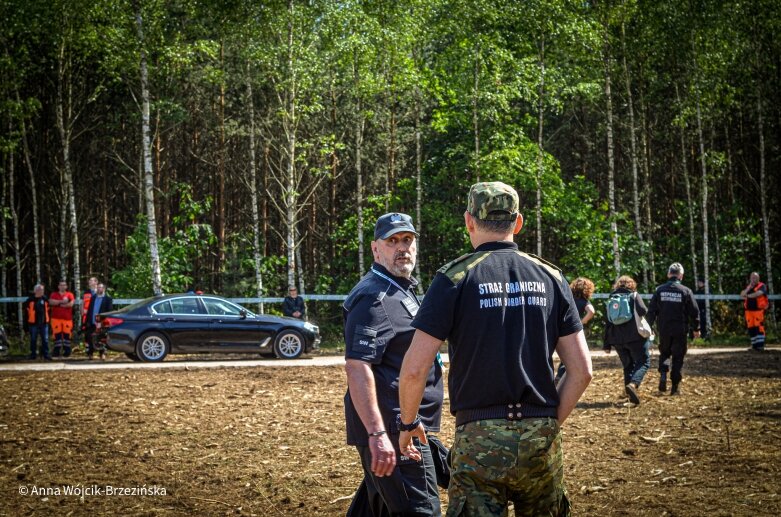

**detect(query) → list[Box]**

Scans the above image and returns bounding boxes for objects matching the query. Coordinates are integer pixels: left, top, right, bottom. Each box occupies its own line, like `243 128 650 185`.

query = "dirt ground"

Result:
1 349 780 516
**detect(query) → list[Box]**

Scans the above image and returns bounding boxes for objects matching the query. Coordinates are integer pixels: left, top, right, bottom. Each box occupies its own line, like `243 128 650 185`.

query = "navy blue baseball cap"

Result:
374 212 418 240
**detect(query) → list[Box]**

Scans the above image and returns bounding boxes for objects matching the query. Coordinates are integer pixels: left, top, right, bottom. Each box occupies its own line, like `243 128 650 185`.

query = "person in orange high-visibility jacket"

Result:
50 280 75 358
741 272 769 351
23 284 51 360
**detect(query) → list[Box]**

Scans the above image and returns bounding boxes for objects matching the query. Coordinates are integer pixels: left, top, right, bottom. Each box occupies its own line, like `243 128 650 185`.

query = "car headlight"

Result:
303 322 317 333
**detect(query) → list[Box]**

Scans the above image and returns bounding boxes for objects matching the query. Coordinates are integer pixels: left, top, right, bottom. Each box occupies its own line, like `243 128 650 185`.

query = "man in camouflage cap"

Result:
398 181 592 516
467 181 519 221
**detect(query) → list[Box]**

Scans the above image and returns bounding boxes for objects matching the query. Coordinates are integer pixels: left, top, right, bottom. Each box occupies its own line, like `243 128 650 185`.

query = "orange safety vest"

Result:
744 282 769 311
27 298 50 324
82 291 93 324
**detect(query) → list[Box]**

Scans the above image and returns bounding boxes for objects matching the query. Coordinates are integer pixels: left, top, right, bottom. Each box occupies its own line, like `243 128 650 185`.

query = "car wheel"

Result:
125 352 141 361
273 329 304 359
135 332 169 362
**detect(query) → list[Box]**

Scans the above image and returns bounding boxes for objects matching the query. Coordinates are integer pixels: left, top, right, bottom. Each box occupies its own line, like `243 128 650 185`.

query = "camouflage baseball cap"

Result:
467 181 519 221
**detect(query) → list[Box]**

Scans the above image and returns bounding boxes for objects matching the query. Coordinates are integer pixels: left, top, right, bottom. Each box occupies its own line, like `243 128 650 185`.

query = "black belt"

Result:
455 403 558 427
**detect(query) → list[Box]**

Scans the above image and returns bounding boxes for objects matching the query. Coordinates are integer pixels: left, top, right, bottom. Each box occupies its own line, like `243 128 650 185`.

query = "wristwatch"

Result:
396 414 422 432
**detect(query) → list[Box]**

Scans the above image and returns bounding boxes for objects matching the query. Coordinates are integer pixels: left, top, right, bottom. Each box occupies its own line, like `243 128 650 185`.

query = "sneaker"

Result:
670 384 681 396
625 383 641 404
99 351 106 360
27 354 37 360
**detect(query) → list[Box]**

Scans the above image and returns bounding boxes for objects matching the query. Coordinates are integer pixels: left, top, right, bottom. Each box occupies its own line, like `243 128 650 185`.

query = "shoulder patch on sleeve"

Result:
514 251 563 282
438 251 492 283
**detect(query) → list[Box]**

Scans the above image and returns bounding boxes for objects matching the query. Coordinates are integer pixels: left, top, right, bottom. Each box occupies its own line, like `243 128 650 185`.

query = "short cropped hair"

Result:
668 262 684 276
472 217 516 234
570 277 595 300
613 275 637 291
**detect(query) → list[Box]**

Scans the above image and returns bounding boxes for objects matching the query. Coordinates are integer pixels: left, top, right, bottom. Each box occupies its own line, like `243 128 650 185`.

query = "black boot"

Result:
658 373 667 393
670 383 680 396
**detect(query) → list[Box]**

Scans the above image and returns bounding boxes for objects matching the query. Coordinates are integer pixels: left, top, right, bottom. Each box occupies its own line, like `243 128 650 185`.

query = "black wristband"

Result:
396 414 422 432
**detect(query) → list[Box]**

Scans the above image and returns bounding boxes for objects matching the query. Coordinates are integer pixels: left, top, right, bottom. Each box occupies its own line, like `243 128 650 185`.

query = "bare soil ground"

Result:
1 349 780 516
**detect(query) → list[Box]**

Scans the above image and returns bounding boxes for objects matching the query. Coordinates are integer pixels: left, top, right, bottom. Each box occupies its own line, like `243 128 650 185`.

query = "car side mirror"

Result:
239 309 248 319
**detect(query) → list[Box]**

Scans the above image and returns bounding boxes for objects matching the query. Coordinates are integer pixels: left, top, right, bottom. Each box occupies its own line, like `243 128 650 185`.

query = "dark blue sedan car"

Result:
97 294 319 361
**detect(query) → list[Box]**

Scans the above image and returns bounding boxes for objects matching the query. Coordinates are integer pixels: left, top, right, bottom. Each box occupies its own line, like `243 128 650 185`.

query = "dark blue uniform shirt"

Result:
411 241 582 425
646 280 700 336
343 263 444 446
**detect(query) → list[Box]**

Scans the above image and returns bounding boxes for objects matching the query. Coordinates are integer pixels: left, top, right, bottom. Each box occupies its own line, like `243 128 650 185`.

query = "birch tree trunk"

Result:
639 97 655 284
134 1 162 295
295 227 305 295
1 156 7 301
246 64 264 314
17 103 42 283
695 96 711 336
472 41 481 182
676 84 698 287
56 36 81 318
535 36 545 257
604 36 621 278
7 129 24 334
354 49 365 274
216 40 226 287
284 0 298 289
414 88 422 280
58 174 68 280
756 89 774 297
621 22 646 288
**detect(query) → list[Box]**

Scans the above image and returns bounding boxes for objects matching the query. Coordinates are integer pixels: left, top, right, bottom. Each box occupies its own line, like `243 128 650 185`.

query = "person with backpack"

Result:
740 272 769 352
646 263 700 396
603 275 651 404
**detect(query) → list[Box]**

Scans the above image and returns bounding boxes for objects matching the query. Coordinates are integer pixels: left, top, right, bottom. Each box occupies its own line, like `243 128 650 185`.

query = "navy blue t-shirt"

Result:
343 263 444 446
411 241 582 418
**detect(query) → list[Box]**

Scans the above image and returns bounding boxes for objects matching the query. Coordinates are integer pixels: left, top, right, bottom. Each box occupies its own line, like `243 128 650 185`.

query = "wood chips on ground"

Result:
1 349 780 516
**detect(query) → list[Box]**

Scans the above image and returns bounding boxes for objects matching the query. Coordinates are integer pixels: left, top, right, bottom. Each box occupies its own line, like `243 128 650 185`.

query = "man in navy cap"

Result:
343 212 446 516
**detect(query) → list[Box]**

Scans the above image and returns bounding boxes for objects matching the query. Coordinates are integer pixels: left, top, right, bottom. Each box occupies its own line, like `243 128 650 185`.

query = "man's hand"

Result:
369 433 397 477
293 311 301 318
693 330 701 339
398 423 427 462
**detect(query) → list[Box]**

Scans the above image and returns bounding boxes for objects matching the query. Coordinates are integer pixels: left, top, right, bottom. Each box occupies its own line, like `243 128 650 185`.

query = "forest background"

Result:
1 0 778 342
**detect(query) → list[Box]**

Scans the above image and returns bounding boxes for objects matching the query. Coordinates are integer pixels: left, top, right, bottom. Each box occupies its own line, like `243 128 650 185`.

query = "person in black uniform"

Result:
282 286 306 319
646 263 700 396
343 212 445 516
398 182 592 516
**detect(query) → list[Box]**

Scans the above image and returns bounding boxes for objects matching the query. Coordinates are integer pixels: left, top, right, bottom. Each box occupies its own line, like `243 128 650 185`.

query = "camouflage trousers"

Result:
447 417 570 517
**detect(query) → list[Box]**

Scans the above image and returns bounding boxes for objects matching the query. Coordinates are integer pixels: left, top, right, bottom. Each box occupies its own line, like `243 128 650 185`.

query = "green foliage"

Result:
112 184 216 296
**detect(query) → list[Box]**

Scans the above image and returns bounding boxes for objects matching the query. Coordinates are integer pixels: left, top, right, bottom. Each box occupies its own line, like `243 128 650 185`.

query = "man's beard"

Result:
384 253 415 278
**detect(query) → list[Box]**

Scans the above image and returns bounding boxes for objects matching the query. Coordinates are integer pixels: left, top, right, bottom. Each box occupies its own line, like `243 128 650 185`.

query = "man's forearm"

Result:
345 360 386 434
555 330 593 424
399 330 442 424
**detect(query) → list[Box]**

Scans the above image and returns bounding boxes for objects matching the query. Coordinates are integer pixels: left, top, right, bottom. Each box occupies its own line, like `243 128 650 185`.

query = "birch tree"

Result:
16 97 42 283
55 30 82 312
245 64 264 313
133 0 162 295
620 19 646 287
675 84 699 286
6 125 23 332
603 24 621 278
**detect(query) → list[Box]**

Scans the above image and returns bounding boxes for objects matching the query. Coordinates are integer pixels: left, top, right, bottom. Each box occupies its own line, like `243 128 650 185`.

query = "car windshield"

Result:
203 298 248 316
